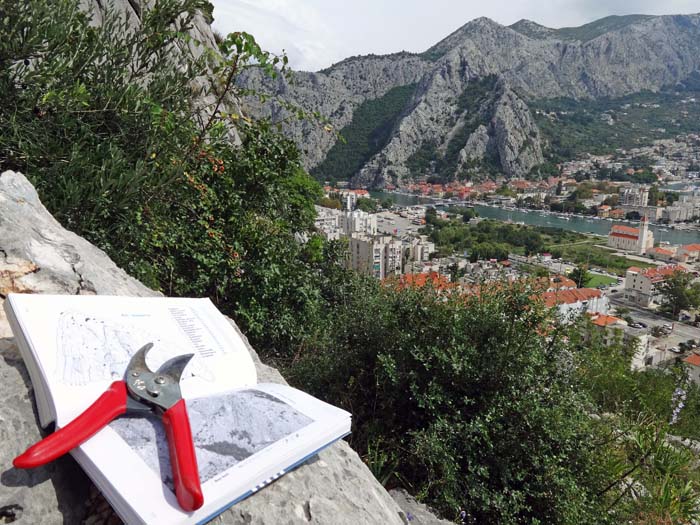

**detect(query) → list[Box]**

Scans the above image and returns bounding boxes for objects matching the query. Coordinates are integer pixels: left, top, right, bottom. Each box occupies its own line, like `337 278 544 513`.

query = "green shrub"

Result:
0 0 324 356
291 279 607 522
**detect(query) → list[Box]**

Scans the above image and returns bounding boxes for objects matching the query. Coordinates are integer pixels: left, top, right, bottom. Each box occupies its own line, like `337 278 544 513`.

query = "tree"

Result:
356 197 379 213
648 185 660 206
462 208 477 222
602 194 619 206
570 265 591 287
318 196 342 209
659 271 700 319
0 0 328 357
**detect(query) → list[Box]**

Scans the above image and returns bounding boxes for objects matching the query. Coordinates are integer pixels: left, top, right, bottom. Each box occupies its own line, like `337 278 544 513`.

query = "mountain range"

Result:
241 13 700 188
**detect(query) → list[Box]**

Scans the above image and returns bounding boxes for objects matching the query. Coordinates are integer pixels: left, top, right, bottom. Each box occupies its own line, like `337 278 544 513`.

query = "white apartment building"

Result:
660 191 700 223
541 288 609 321
620 185 649 206
619 205 662 221
349 234 404 279
314 207 378 239
314 206 342 240
405 235 435 264
624 264 686 307
339 210 377 236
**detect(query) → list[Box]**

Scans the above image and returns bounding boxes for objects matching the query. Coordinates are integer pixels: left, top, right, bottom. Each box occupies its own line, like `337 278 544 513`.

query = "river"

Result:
370 191 700 245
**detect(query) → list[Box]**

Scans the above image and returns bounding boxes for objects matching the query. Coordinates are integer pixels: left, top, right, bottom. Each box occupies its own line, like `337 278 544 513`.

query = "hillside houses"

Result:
624 264 687 307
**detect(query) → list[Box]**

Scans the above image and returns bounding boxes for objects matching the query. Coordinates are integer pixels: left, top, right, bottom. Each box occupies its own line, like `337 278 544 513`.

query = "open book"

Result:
4 294 351 525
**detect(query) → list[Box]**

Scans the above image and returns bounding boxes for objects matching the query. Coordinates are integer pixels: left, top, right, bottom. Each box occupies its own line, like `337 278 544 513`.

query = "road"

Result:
608 293 700 350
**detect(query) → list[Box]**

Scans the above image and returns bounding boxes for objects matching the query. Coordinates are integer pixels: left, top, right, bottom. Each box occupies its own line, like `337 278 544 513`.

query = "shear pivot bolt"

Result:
147 387 160 397
154 376 166 385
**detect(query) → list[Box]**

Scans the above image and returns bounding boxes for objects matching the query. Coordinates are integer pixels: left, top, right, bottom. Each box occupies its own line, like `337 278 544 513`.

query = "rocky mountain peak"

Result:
508 19 556 39
241 12 700 188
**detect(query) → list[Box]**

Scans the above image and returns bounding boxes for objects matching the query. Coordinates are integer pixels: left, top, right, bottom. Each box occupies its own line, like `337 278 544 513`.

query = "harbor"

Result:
370 190 700 245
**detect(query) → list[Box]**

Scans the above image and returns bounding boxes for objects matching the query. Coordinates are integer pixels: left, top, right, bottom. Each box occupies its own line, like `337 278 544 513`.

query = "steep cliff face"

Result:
243 53 432 168
351 73 543 187
241 13 700 187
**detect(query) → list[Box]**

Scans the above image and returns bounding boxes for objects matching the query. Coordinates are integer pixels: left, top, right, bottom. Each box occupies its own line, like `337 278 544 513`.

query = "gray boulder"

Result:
389 489 453 525
0 170 410 524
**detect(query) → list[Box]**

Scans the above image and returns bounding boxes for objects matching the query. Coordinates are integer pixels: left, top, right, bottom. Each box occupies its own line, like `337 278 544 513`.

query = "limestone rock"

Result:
490 85 543 177
460 125 490 162
0 170 405 524
389 489 453 525
352 76 543 186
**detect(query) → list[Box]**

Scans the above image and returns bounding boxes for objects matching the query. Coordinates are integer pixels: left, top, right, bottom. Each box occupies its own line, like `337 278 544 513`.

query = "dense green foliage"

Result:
293 280 607 522
569 265 592 288
0 0 325 355
311 84 416 183
658 271 700 319
423 217 586 260
294 275 700 523
551 240 654 276
532 90 700 162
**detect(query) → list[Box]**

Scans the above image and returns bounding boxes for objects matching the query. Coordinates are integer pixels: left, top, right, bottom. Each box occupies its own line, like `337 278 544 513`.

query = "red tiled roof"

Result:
635 265 686 283
610 232 638 240
589 313 624 327
683 244 700 252
390 272 454 291
684 354 700 367
540 288 602 308
649 247 674 256
611 225 640 235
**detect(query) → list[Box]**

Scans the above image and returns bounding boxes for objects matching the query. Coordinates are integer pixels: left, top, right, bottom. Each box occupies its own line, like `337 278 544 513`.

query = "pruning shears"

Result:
13 343 204 512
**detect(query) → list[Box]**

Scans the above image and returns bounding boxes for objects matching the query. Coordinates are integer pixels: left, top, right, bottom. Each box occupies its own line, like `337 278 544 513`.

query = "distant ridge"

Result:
242 12 700 188
510 14 655 42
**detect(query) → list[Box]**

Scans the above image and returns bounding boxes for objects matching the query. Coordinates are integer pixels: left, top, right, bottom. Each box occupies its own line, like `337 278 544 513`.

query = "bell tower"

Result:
638 215 649 254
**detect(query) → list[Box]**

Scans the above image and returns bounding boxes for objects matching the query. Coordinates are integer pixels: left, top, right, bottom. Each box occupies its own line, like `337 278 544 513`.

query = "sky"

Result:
211 1 700 72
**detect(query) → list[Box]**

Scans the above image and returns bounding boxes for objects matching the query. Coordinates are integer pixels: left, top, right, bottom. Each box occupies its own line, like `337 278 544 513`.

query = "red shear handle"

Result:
162 399 203 511
14 381 128 469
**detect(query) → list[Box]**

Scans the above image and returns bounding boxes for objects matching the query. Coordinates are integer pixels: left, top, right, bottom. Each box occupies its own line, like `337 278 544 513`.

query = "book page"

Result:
7 294 257 425
110 388 314 488
72 383 351 524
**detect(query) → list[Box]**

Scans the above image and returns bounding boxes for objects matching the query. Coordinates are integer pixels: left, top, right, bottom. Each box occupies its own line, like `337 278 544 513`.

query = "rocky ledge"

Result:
0 170 443 524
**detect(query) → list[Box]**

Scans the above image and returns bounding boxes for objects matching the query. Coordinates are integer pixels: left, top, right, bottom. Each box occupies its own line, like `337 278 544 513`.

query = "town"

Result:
315 157 700 383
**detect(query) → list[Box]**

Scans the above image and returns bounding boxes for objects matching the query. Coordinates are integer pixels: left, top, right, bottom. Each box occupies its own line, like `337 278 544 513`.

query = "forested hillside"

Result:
532 88 700 162
312 84 416 183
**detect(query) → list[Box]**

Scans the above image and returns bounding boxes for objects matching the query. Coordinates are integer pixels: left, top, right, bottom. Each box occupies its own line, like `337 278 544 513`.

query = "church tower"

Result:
637 215 650 254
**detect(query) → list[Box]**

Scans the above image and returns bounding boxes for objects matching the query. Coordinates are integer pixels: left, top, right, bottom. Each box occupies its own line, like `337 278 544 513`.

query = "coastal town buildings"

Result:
349 234 404 279
606 217 654 254
620 185 649 206
340 210 377 236
623 264 687 307
540 288 609 320
314 207 377 239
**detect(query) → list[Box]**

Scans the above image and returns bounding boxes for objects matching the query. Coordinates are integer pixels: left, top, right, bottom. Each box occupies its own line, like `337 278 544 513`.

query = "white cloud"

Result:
211 0 342 71
211 1 700 72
